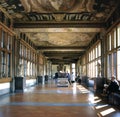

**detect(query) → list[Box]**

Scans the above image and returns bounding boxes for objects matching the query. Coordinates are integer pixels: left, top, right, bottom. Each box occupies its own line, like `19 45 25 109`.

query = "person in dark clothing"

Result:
54 72 58 84
75 75 81 84
55 72 58 78
107 77 119 93
78 77 81 84
66 71 71 85
103 75 119 95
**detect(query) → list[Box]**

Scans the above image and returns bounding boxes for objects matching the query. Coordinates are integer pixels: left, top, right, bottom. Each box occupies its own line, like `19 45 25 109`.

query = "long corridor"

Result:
0 79 120 117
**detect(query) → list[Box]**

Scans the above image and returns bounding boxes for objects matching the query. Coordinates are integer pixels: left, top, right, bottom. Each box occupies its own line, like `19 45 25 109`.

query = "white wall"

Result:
0 83 10 96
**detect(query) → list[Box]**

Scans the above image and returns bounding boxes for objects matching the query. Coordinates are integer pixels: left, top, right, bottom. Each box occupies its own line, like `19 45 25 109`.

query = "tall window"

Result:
107 53 117 79
108 34 112 51
1 30 5 48
117 23 120 80
87 41 101 77
7 34 11 50
0 28 12 78
19 40 37 78
7 53 11 77
107 23 120 81
27 61 30 76
113 52 117 75
107 54 112 78
114 29 116 48
117 24 120 46
1 52 6 77
117 50 120 80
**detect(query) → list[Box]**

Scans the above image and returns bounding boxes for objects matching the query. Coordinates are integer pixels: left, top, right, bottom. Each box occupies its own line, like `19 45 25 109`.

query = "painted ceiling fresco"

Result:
29 32 95 46
0 0 118 22
17 28 99 46
0 0 119 63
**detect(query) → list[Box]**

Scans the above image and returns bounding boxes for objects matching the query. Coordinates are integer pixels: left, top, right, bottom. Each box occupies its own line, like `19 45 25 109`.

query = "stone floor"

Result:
0 79 120 117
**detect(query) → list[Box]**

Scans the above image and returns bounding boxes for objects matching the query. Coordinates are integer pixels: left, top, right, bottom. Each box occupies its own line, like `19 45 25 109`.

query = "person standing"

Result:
66 71 71 85
71 72 75 84
54 72 58 84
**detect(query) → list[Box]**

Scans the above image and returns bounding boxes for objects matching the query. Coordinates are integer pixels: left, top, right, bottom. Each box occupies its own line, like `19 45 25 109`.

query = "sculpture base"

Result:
15 77 25 93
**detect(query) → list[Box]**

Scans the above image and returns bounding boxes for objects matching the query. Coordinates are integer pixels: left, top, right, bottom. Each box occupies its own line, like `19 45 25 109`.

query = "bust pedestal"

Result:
15 77 25 92
37 76 43 84
94 77 106 93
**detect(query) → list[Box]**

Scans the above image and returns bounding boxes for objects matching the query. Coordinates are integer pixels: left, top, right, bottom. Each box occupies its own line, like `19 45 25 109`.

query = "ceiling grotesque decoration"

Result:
0 0 117 22
20 0 94 13
20 0 75 12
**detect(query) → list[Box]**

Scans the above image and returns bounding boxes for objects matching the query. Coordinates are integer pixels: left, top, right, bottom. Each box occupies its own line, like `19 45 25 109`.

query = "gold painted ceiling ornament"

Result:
48 0 63 10
52 14 65 22
20 0 76 12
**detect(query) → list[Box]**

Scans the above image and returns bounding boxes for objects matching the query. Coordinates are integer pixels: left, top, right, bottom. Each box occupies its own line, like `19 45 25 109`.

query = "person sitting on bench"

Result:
103 75 119 95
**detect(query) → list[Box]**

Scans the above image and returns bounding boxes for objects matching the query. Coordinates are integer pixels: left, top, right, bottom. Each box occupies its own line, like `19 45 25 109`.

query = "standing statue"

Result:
17 64 24 77
97 61 101 77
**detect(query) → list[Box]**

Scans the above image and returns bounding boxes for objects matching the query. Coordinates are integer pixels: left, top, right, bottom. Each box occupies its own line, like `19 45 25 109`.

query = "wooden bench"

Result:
108 89 120 106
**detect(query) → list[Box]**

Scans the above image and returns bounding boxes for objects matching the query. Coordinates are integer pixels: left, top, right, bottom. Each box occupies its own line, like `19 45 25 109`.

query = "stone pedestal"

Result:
15 77 25 92
81 76 89 87
94 77 106 93
37 76 43 84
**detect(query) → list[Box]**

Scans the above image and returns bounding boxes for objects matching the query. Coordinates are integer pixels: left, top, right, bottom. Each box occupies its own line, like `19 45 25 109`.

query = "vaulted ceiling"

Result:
0 0 119 64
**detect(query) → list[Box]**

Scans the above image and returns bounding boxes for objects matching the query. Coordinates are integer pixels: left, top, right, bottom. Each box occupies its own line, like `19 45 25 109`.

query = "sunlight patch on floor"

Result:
91 95 117 117
100 108 116 116
77 85 90 93
95 104 108 109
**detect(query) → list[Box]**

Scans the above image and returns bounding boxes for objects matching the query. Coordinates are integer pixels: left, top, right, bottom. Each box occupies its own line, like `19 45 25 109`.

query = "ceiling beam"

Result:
14 22 105 28
49 59 78 64
39 48 85 52
44 53 82 57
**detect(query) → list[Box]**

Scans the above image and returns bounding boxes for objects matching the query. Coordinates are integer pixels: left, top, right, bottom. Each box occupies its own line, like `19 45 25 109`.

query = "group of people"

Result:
66 71 75 85
54 71 119 94
54 71 76 85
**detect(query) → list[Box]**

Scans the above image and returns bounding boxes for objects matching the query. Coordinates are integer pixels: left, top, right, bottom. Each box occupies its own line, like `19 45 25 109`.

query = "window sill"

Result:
0 78 12 83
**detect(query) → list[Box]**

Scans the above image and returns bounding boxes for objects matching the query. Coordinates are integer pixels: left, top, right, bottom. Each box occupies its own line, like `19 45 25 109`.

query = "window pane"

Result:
107 54 112 79
95 47 97 58
113 52 117 76
117 50 120 81
20 44 22 56
114 29 116 48
1 30 5 48
7 35 11 50
7 53 11 77
24 60 27 76
27 61 30 76
30 63 32 76
95 61 97 77
98 43 101 56
89 53 90 61
1 52 6 77
109 34 111 50
93 49 95 59
117 25 120 46
87 63 90 77
72 63 75 68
